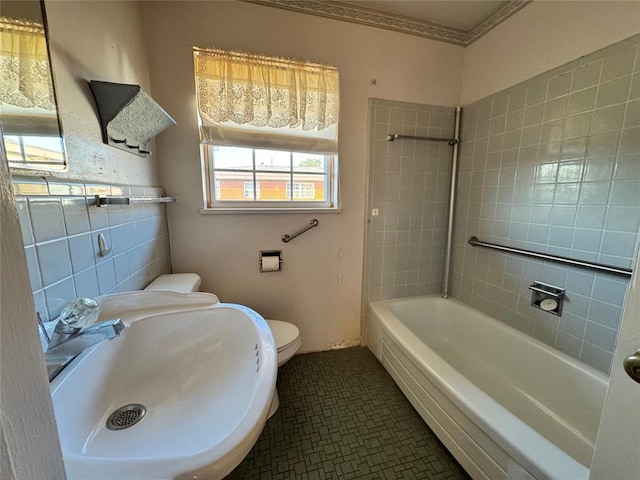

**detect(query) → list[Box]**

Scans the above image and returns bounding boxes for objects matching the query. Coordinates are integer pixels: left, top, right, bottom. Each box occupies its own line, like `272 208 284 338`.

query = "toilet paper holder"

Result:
260 250 282 272
529 281 565 316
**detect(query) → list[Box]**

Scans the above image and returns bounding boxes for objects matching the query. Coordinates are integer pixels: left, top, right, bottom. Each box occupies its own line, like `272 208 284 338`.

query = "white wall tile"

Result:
588 300 623 330
68 234 95 273
36 240 72 286
113 254 130 284
364 100 453 305
450 38 638 374
605 206 640 232
109 225 127 254
29 198 66 243
62 198 90 236
88 204 109 230
15 181 172 322
580 342 613 374
600 231 637 257
96 259 117 295
73 267 100 299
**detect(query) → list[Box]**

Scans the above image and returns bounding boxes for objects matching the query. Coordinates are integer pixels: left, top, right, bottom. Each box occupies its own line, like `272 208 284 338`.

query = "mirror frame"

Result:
2 0 68 175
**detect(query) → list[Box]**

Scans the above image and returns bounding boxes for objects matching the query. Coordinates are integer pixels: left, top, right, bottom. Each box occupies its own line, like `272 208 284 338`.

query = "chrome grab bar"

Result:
282 218 319 243
468 236 633 277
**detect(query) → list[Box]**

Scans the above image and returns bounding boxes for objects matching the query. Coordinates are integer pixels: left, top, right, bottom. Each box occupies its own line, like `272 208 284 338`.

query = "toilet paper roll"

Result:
261 256 280 272
540 298 558 312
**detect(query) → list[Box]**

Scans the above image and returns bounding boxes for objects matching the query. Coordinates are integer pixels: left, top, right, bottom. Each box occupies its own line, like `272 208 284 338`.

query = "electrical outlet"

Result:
371 208 379 217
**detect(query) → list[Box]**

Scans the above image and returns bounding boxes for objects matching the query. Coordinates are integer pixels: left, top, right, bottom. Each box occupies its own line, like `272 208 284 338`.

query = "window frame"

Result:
201 144 340 212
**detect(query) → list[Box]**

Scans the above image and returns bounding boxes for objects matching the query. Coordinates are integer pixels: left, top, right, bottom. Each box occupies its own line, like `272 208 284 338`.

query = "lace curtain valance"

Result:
0 17 56 111
193 47 339 154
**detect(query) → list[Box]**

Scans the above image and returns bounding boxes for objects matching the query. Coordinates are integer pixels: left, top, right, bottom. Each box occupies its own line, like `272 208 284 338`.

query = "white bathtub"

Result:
368 295 609 480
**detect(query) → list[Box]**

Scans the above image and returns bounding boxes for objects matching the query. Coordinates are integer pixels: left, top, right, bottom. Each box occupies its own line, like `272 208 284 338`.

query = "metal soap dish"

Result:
529 281 565 316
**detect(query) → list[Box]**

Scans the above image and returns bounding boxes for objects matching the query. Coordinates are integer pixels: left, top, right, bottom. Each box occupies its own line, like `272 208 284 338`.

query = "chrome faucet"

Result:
46 318 125 357
43 298 125 380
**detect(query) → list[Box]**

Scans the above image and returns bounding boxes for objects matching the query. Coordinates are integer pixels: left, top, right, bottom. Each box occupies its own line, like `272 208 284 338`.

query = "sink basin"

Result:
50 301 277 479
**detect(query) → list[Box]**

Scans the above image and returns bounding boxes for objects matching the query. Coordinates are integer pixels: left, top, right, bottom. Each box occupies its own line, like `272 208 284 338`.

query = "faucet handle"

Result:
59 298 100 329
82 318 125 336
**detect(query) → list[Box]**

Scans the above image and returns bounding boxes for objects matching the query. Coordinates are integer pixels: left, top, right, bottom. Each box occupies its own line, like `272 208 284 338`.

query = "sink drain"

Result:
106 404 146 430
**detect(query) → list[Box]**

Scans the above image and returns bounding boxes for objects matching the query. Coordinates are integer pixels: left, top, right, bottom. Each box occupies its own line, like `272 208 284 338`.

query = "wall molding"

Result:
244 0 532 46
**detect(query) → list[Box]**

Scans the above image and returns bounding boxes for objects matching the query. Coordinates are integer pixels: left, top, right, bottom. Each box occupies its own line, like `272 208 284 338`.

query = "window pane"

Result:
207 146 334 206
214 171 254 201
292 173 325 202
5 135 65 165
255 172 290 201
255 149 290 171
293 152 325 173
211 146 253 170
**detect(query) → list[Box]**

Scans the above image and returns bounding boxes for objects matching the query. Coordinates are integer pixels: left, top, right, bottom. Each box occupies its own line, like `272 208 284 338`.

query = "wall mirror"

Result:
0 0 67 172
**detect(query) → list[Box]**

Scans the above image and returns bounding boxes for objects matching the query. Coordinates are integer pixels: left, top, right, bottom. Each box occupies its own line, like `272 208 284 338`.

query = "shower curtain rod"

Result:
387 133 458 145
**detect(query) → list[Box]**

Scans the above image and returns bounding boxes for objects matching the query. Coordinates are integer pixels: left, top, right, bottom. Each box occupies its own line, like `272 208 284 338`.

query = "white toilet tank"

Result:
144 273 202 293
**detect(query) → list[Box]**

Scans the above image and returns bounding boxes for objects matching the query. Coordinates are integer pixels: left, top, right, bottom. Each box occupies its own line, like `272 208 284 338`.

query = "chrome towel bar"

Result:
387 133 458 145
95 195 177 207
468 236 633 277
282 218 319 243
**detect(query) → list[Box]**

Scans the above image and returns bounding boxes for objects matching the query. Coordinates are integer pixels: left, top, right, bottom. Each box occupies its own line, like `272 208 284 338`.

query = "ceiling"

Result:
338 1 508 32
246 0 532 46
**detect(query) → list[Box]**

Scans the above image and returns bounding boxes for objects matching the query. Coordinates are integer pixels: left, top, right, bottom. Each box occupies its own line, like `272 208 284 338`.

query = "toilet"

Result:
145 273 301 417
262 319 301 417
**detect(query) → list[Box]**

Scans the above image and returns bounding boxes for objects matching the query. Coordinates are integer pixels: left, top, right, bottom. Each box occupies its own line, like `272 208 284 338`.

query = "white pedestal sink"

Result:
50 294 277 480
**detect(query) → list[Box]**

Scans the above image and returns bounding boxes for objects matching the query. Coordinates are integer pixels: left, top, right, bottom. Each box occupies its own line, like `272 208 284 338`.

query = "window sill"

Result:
199 207 342 215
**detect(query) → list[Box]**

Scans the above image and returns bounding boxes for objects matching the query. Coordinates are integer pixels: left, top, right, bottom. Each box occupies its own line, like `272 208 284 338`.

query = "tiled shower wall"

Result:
362 99 455 320
451 34 640 374
13 177 172 322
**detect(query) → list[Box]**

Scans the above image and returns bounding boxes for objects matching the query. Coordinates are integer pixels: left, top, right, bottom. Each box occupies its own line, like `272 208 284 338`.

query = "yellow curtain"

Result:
0 17 55 111
194 47 339 153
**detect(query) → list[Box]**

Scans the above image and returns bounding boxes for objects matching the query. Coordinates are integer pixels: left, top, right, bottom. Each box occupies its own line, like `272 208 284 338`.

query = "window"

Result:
287 182 315 200
243 180 261 199
4 135 65 166
207 146 332 203
194 47 340 211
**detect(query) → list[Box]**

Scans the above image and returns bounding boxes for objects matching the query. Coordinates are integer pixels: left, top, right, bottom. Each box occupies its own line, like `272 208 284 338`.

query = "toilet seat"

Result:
266 320 300 367
266 320 299 351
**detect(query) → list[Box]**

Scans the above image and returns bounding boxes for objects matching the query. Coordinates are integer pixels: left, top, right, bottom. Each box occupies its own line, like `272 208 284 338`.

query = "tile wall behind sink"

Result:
13 177 172 322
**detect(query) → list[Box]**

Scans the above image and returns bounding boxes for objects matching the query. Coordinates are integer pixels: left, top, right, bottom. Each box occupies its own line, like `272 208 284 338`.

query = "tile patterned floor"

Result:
228 347 469 479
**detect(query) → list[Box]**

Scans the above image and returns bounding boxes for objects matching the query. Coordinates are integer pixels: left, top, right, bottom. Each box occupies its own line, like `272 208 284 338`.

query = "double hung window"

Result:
193 47 340 210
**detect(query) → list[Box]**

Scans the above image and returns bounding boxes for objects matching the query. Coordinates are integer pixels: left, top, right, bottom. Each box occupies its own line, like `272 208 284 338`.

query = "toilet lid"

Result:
266 320 299 351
